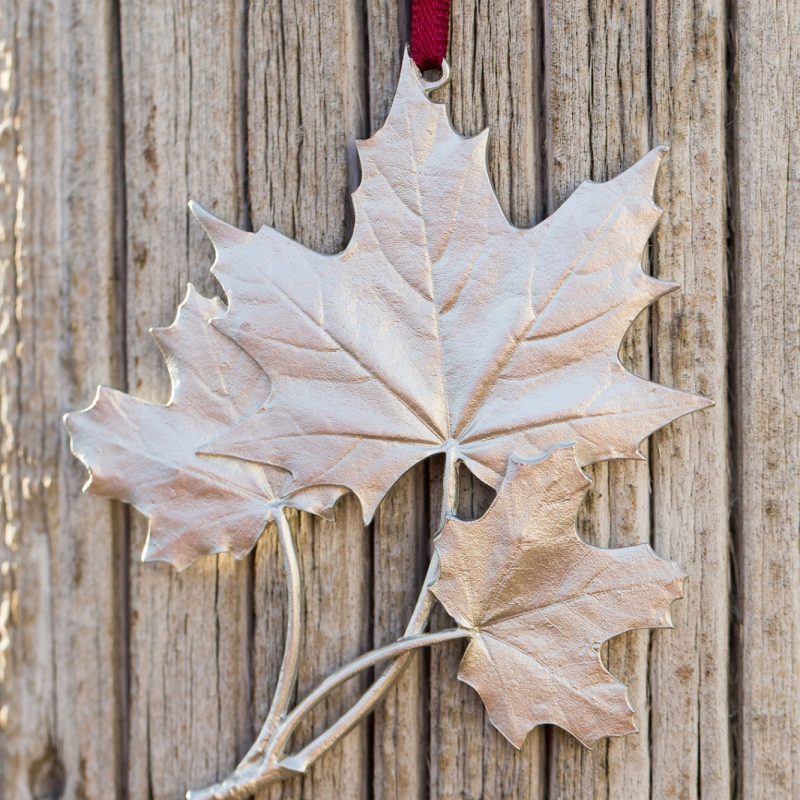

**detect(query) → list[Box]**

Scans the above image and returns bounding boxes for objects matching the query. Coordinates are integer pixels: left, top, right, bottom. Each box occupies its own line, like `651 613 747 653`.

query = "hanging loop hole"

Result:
417 58 450 92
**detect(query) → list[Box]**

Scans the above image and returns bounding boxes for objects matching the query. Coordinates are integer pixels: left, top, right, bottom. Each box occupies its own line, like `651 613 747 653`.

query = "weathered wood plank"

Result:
0 1 126 798
371 463 430 800
364 9 433 799
732 2 800 796
252 500 371 800
119 3 252 796
427 2 546 798
543 2 654 797
366 0 410 133
246 3 372 799
649 2 731 797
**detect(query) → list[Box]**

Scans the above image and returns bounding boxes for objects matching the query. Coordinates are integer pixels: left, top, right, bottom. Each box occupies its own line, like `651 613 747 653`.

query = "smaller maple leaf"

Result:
64 286 344 570
432 444 684 748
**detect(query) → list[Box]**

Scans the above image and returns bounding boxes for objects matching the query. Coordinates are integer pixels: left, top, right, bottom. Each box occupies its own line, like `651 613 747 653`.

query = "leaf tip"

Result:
142 533 193 572
503 731 526 751
189 201 248 250
285 484 348 521
573 710 638 749
648 144 669 174
698 394 716 410
681 391 716 417
63 387 110 493
646 145 670 178
357 491 381 526
657 278 681 297
616 145 669 197
62 408 76 434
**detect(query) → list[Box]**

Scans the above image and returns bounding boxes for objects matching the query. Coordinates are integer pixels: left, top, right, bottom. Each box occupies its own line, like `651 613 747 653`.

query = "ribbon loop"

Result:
411 0 452 71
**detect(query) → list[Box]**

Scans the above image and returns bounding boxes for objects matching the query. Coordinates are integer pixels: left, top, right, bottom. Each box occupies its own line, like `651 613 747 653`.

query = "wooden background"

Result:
1 0 797 798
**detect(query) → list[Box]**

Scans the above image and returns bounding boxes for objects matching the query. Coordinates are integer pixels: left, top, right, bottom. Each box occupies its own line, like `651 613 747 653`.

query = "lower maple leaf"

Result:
432 444 685 747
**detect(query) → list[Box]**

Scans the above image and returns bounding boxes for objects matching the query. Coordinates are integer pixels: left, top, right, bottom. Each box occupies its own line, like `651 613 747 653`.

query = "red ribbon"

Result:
411 0 452 71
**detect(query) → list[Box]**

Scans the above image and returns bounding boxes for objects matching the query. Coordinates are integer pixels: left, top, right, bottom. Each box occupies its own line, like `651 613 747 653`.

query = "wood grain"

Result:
246 3 371 799
732 2 800 796
544 2 654 797
0 1 126 798
119 2 251 797
371 463 430 800
649 2 731 798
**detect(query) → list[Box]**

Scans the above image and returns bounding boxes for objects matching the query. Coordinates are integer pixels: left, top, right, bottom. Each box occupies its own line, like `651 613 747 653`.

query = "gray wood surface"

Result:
648 3 731 798
119 4 251 797
1 1 797 799
733 2 799 797
0 1 126 797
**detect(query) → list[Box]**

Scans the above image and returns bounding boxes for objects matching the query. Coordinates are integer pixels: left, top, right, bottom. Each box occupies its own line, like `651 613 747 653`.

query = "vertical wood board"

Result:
733 1 800 796
544 1 654 795
649 2 731 797
119 3 251 796
0 1 126 798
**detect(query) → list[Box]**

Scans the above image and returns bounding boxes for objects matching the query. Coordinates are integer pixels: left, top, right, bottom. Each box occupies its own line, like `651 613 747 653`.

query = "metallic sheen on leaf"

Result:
64 286 344 570
432 445 685 748
193 53 710 523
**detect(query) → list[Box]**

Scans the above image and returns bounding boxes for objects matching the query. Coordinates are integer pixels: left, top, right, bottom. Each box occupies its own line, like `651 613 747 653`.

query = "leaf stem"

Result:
275 563 436 773
188 448 462 800
238 507 302 769
186 629 469 800
276 444 460 773
439 442 461 531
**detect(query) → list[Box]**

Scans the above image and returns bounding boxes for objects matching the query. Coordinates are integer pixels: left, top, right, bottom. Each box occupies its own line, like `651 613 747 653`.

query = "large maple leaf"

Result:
64 286 343 570
432 445 684 747
192 52 709 522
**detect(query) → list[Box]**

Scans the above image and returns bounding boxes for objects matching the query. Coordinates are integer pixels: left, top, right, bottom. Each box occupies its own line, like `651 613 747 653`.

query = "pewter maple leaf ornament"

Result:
433 445 685 747
64 286 344 570
193 52 710 522
64 49 714 800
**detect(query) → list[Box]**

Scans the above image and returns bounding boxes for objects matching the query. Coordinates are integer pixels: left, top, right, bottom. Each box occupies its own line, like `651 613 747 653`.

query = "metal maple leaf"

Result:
192 52 710 522
64 286 344 570
433 444 685 748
